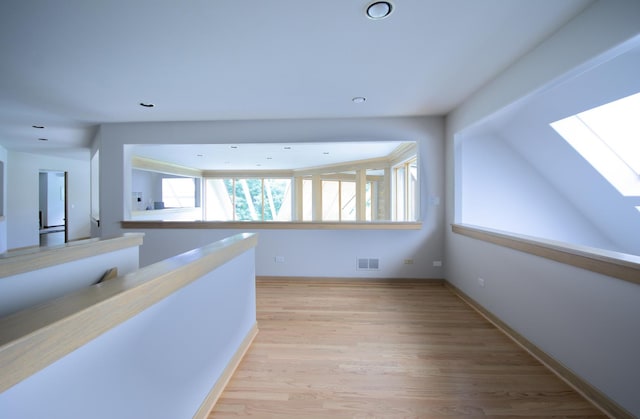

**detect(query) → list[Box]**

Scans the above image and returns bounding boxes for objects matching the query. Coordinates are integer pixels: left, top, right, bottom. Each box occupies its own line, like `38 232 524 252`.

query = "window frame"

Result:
320 178 357 222
392 156 418 222
161 177 197 209
205 176 292 222
127 143 419 225
550 91 640 197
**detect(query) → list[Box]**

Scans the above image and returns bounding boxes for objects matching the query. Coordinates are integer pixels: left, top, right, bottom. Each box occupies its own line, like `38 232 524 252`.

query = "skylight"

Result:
550 91 640 196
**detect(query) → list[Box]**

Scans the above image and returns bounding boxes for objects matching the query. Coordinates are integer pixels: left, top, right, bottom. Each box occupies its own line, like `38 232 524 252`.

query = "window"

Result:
365 180 372 221
395 165 406 221
162 178 196 208
301 178 313 221
393 157 418 221
128 141 419 224
296 172 387 222
321 179 356 221
205 178 233 220
130 164 202 221
205 178 291 221
550 91 640 197
264 178 292 221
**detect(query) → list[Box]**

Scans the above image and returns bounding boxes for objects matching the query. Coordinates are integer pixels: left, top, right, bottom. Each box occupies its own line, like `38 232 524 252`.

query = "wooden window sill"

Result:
452 223 640 285
121 220 422 230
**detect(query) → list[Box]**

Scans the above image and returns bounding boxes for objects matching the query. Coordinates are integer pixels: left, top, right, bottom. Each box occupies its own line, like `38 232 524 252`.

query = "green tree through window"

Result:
217 178 291 221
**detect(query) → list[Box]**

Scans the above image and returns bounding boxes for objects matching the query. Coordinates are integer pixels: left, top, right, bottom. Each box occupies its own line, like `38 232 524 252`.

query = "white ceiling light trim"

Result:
366 1 393 20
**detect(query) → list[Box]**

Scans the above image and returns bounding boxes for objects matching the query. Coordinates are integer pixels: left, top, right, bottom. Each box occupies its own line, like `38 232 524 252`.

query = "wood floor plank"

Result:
210 281 605 418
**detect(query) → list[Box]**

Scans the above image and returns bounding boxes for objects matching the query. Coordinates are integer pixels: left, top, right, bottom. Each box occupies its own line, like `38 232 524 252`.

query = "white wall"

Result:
0 247 256 419
0 246 139 318
7 151 91 249
98 116 446 278
460 133 618 250
495 44 640 254
446 0 640 415
131 169 161 210
0 145 7 253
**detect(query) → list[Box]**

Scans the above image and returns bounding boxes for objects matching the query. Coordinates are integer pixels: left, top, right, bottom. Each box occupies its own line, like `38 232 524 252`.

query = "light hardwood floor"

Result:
210 280 605 418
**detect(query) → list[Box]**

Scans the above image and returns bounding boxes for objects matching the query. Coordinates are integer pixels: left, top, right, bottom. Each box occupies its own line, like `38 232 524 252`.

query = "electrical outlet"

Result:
433 260 442 267
478 277 485 288
403 259 414 265
274 256 285 263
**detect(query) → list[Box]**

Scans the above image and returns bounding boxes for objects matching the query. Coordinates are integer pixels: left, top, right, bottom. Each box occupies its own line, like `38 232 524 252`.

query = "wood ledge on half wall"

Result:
451 223 640 285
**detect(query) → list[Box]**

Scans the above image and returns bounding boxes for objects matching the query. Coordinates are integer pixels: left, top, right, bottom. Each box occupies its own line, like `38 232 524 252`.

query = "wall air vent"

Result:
357 258 380 270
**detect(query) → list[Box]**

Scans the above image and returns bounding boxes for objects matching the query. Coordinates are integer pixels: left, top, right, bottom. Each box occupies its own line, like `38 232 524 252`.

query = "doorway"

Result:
39 171 67 246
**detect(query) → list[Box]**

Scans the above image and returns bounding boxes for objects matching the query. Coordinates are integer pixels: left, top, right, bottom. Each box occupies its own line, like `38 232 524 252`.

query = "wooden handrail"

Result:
452 223 640 285
0 232 258 393
0 233 144 279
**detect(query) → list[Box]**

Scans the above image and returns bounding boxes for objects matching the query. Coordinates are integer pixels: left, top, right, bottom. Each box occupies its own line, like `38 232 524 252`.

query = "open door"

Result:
64 171 69 243
39 171 67 246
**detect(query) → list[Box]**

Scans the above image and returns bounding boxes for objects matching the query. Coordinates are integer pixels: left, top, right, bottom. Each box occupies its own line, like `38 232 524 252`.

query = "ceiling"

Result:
0 0 592 160
130 141 411 171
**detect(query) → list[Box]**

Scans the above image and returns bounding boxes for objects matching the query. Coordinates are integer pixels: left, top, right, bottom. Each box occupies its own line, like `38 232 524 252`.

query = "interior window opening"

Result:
392 157 418 221
128 141 418 223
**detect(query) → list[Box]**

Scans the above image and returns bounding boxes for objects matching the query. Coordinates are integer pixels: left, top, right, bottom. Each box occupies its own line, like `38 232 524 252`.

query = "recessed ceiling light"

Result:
139 102 155 108
366 1 393 19
38 138 48 141
32 125 45 129
352 96 366 103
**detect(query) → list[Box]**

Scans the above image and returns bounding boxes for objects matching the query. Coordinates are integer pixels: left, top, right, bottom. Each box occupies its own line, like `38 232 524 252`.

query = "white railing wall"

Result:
0 234 144 318
0 233 258 419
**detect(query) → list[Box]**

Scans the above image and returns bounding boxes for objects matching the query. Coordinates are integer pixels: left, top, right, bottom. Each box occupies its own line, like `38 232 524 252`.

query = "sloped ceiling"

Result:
495 41 640 254
0 0 591 158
